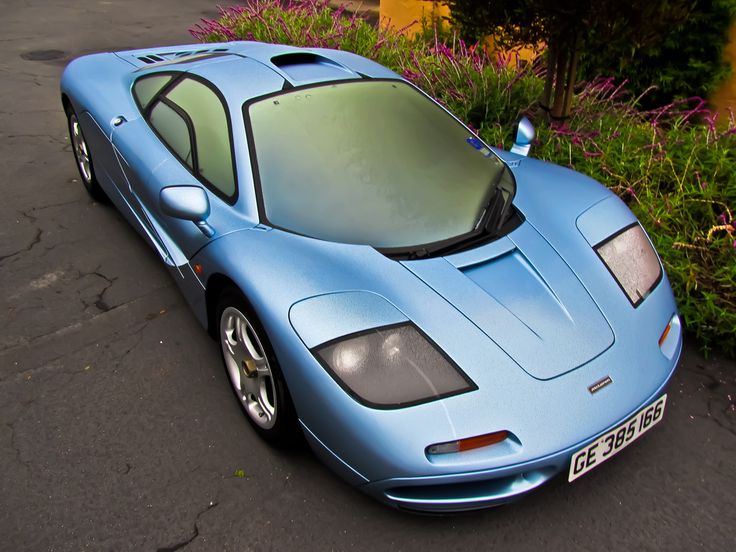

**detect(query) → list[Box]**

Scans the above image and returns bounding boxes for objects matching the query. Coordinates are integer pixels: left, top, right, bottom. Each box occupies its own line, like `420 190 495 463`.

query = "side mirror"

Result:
510 116 535 157
160 186 215 237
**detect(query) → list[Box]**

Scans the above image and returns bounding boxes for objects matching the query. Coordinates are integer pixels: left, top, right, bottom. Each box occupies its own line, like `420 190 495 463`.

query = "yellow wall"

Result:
379 0 540 66
711 23 736 116
379 0 450 35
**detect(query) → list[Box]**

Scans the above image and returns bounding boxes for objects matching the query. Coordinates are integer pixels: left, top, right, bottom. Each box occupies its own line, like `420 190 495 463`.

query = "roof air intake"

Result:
269 52 355 84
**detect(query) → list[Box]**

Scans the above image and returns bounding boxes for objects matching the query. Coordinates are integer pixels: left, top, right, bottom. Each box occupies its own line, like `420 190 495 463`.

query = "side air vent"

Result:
136 48 230 66
138 55 165 64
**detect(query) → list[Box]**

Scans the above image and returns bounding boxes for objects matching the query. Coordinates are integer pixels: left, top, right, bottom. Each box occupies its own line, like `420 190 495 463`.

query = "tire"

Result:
217 288 299 446
65 105 106 201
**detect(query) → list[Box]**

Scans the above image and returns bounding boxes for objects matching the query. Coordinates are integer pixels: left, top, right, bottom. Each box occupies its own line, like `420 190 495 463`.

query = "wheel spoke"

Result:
234 340 250 366
235 316 246 344
258 379 276 419
223 326 237 356
241 321 264 362
253 356 269 375
258 402 274 421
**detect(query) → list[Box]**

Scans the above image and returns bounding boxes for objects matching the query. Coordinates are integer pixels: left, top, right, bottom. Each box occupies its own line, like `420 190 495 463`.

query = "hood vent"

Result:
402 224 615 380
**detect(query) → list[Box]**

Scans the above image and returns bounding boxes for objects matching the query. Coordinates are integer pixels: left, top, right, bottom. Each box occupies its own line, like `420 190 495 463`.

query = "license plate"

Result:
568 394 667 482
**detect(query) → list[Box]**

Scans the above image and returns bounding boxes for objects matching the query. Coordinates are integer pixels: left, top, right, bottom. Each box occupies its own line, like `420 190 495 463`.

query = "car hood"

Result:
402 221 614 380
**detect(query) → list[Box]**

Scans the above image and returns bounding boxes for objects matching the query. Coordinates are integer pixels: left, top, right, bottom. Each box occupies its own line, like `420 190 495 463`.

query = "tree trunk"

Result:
542 43 556 111
561 32 581 118
550 37 568 119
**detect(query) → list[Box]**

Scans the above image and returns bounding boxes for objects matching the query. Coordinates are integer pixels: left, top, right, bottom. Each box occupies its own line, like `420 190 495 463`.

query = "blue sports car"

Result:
60 41 682 512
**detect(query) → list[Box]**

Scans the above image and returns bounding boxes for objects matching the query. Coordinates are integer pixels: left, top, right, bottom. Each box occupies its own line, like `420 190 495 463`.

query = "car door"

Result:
108 118 181 265
113 73 240 261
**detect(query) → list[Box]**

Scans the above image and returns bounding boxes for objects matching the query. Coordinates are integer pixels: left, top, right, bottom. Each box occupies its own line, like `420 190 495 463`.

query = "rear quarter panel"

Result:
61 52 140 131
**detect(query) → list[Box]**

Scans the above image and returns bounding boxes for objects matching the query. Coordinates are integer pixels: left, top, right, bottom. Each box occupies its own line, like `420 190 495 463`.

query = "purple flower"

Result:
695 171 707 190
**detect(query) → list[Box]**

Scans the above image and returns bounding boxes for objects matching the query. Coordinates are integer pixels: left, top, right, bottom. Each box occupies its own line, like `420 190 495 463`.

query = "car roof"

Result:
114 41 401 105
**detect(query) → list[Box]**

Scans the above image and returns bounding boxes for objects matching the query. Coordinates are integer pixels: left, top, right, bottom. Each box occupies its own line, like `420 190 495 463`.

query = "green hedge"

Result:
191 0 736 356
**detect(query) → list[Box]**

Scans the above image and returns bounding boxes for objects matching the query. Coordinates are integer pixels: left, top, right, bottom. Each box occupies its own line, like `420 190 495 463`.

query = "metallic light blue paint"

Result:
159 185 210 220
510 115 535 156
61 41 682 512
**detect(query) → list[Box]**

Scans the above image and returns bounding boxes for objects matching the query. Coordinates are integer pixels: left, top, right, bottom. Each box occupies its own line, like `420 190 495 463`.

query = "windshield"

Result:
246 80 512 249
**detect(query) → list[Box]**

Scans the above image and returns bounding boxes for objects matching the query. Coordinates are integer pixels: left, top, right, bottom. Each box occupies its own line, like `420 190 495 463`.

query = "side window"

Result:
133 75 172 111
149 101 193 168
164 78 236 200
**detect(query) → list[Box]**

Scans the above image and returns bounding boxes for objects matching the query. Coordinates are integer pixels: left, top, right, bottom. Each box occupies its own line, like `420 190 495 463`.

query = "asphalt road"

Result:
1 1 735 550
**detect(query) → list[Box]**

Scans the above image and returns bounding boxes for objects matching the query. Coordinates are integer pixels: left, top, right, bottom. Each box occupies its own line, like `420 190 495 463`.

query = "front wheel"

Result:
217 290 298 445
66 106 105 200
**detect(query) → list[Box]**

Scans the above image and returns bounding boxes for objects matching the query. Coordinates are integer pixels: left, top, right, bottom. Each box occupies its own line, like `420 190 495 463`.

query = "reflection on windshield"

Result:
247 80 510 249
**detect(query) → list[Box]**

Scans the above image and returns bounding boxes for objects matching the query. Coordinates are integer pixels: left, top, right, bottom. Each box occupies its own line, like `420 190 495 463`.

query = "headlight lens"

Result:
314 323 476 409
595 223 662 306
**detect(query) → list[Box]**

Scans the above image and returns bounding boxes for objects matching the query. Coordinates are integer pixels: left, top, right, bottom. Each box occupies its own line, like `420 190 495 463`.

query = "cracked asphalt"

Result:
1 1 735 550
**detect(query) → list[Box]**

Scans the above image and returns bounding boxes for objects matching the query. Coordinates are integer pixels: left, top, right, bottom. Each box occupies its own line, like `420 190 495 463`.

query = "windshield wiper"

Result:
384 205 523 261
403 230 491 260
476 167 512 236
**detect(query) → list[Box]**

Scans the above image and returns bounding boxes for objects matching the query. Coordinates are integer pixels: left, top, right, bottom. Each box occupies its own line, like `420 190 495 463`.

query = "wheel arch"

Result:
204 271 275 339
61 93 72 113
205 272 239 338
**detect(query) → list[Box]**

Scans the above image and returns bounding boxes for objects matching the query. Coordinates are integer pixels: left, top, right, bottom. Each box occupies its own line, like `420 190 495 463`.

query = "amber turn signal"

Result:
427 430 509 455
658 320 672 347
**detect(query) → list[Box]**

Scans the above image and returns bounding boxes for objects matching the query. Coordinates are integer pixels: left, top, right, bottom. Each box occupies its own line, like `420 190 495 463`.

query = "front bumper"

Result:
372 458 562 513
354 355 679 513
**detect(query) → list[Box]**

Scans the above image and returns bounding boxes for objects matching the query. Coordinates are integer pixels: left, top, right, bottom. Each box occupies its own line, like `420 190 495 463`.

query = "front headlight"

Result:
595 223 662 306
313 323 476 409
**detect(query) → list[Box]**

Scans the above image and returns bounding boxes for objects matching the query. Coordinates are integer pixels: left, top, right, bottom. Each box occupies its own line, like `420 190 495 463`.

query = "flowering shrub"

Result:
191 0 736 356
189 0 415 68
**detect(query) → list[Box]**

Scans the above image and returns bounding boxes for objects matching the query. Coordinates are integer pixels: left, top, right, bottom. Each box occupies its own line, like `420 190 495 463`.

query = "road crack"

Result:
114 323 149 368
156 501 218 552
704 396 736 438
76 266 119 312
685 364 736 439
0 228 42 265
24 199 79 214
91 269 118 312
